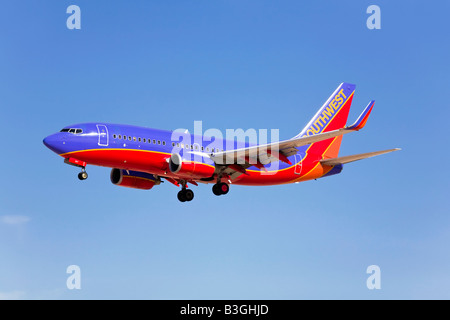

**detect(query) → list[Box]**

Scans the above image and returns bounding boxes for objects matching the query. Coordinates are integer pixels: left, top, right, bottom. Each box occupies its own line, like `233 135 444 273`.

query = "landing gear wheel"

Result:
178 189 194 202
177 190 187 202
212 183 229 196
212 184 222 196
184 189 194 202
219 182 229 195
78 171 88 180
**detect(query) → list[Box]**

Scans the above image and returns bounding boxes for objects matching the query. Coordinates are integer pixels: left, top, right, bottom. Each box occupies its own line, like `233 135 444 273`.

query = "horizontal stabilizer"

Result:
320 148 400 166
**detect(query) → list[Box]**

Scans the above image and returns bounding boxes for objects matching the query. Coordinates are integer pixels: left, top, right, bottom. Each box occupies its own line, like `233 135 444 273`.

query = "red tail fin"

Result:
295 83 356 158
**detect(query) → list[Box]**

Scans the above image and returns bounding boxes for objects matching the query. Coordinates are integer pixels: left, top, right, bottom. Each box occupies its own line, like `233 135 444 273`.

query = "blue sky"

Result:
0 0 449 299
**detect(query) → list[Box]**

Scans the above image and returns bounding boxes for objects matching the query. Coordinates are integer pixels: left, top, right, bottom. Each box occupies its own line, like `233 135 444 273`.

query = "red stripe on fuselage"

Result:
61 144 338 187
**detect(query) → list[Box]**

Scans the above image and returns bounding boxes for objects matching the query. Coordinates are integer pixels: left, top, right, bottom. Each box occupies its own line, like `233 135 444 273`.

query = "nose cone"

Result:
43 136 52 148
43 133 64 154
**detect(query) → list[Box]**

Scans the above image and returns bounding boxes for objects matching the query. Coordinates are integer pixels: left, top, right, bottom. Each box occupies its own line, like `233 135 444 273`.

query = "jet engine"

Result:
110 169 160 190
168 153 215 178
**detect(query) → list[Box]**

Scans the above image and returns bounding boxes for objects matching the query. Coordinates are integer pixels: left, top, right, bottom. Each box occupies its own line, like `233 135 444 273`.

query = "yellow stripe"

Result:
322 91 354 132
130 176 156 183
303 90 354 154
288 135 340 183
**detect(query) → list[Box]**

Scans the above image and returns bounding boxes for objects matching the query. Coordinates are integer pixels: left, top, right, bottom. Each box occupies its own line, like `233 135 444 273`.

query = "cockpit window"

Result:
60 128 83 134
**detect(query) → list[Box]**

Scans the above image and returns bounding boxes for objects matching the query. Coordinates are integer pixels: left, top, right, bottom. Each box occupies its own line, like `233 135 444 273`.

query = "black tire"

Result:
184 189 194 202
219 182 229 195
177 190 187 202
212 184 222 196
78 172 88 180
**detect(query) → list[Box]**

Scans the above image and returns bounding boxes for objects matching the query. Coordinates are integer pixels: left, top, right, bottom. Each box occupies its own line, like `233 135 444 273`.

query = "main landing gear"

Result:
175 179 229 202
212 182 229 196
78 167 88 181
177 181 194 202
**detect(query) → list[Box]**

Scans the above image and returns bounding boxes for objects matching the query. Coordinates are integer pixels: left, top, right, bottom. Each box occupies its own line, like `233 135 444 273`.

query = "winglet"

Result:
346 100 375 131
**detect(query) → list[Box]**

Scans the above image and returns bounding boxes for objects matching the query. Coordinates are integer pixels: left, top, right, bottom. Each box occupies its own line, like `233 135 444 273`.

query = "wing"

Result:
211 101 375 174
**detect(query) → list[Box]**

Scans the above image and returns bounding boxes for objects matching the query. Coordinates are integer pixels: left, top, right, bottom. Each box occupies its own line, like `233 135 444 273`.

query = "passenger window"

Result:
128 136 132 141
133 137 136 142
153 139 156 144
163 141 166 146
113 134 117 139
177 143 180 147
138 138 141 142
118 135 122 139
157 140 161 145
201 146 204 151
172 142 175 147
206 147 210 152
143 138 146 143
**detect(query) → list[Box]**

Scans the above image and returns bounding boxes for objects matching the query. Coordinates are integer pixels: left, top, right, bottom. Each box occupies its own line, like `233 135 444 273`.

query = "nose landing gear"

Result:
78 167 88 180
64 158 88 181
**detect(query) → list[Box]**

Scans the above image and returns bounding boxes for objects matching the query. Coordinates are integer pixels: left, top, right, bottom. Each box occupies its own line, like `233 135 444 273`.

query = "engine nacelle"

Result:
110 169 160 190
169 153 215 179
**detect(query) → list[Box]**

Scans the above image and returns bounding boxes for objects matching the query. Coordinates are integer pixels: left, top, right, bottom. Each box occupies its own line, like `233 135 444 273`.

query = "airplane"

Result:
43 82 399 202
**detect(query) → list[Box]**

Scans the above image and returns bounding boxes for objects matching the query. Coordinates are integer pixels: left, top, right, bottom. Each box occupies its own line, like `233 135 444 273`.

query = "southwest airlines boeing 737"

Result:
43 83 399 202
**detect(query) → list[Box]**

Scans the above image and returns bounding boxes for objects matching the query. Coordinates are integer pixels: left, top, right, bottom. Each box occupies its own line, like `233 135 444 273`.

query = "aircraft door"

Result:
97 124 109 146
294 153 302 175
